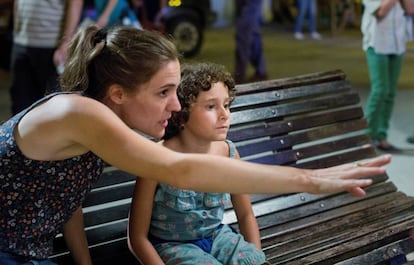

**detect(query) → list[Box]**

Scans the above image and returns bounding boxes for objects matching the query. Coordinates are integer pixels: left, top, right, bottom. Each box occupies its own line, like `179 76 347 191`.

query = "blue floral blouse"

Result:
0 93 105 259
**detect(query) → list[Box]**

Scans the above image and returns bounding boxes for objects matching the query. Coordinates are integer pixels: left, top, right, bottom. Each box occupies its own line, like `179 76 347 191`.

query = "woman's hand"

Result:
308 154 391 196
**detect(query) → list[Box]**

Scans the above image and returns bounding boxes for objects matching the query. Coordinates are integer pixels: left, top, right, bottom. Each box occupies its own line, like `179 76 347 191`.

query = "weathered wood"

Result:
51 70 414 265
264 194 414 264
227 70 414 264
228 108 364 142
234 69 347 95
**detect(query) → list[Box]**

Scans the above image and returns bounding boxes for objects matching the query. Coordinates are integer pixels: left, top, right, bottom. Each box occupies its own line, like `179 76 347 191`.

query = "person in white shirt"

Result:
361 0 413 151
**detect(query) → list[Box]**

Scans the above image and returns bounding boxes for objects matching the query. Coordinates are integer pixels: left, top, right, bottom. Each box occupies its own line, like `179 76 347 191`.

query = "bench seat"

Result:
51 69 414 265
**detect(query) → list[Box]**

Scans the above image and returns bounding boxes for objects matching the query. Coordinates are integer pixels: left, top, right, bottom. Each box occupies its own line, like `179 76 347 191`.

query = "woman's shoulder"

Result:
43 93 113 118
20 93 117 140
15 93 123 160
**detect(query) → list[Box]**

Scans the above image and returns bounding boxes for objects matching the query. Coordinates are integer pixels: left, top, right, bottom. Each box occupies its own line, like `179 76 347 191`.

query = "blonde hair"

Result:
60 25 179 100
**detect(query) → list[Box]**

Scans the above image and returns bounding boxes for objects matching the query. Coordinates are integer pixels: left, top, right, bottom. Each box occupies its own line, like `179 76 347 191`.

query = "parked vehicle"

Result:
160 0 216 57
85 0 216 58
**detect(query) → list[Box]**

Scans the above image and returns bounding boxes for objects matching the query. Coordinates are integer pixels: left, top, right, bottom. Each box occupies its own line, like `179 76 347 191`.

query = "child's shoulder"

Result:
213 140 236 158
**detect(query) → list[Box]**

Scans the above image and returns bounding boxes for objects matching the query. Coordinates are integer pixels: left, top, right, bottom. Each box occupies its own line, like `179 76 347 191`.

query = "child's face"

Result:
183 82 231 141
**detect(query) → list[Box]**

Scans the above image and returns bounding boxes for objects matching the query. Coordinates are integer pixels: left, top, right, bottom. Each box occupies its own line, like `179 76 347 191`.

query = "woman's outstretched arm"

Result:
16 94 391 196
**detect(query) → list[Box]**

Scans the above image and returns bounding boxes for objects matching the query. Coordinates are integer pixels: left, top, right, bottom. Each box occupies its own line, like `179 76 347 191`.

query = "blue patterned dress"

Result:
149 140 266 265
0 93 105 260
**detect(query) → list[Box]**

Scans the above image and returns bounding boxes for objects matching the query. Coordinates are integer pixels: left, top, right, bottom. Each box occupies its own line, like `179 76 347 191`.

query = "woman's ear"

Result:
107 84 126 104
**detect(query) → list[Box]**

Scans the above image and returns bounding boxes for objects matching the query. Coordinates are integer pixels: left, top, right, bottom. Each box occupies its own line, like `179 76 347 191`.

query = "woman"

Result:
0 24 390 264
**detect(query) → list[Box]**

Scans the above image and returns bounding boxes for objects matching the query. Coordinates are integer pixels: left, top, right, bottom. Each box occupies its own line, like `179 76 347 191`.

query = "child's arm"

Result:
128 178 165 265
230 148 261 248
62 207 93 265
231 193 262 249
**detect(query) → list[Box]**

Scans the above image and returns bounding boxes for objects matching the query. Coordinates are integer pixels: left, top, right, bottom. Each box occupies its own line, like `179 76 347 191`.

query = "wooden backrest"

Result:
229 69 375 168
223 68 383 224
224 70 414 264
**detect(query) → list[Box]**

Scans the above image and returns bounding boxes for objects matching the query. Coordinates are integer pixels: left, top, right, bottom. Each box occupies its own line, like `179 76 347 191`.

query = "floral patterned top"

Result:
0 93 105 259
149 140 236 241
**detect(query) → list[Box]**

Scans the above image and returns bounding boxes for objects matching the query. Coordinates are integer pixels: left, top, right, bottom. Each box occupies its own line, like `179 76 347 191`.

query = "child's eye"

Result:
206 104 215 110
224 103 230 109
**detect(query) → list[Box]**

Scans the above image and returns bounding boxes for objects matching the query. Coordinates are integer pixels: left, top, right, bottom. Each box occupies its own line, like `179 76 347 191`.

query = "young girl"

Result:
126 62 270 264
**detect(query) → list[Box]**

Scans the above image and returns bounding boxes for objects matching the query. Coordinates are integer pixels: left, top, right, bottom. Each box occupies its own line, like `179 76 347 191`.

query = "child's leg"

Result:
155 242 222 265
210 224 267 265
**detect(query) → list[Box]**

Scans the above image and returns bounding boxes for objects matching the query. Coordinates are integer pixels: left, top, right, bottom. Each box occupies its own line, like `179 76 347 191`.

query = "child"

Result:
128 62 268 264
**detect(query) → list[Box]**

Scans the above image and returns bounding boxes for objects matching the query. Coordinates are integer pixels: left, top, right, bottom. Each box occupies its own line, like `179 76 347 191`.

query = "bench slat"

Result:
83 181 135 207
253 180 396 230
53 219 129 255
231 92 360 125
265 194 414 264
259 185 401 242
232 79 350 109
262 191 413 246
228 108 364 142
336 237 414 265
234 69 347 95
53 237 137 265
91 168 136 189
83 201 131 227
295 147 378 169
238 123 369 158
248 144 375 167
277 219 414 265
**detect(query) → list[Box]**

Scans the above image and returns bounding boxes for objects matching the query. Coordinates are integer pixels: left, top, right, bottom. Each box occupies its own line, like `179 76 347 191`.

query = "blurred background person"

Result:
9 0 83 115
294 0 322 40
336 0 357 32
0 0 12 76
90 0 141 29
361 0 413 151
234 0 268 84
128 0 165 31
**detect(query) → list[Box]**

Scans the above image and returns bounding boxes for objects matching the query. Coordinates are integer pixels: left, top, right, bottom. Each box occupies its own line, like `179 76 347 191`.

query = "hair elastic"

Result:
93 28 108 47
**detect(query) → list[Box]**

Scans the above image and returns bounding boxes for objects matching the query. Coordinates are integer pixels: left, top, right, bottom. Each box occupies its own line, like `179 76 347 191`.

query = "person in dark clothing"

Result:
234 0 268 84
0 0 13 72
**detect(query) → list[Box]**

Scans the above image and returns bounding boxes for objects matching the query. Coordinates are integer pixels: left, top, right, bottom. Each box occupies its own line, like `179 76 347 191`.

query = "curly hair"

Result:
163 62 236 139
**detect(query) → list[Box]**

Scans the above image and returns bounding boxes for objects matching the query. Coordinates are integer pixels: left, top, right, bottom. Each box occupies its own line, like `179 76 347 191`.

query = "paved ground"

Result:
357 88 414 197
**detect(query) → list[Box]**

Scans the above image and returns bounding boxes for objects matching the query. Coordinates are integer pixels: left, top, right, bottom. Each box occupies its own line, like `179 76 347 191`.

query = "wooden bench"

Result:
51 69 414 265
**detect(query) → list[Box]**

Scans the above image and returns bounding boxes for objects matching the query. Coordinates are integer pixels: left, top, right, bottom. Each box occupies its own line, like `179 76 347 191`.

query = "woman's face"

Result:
120 59 181 139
